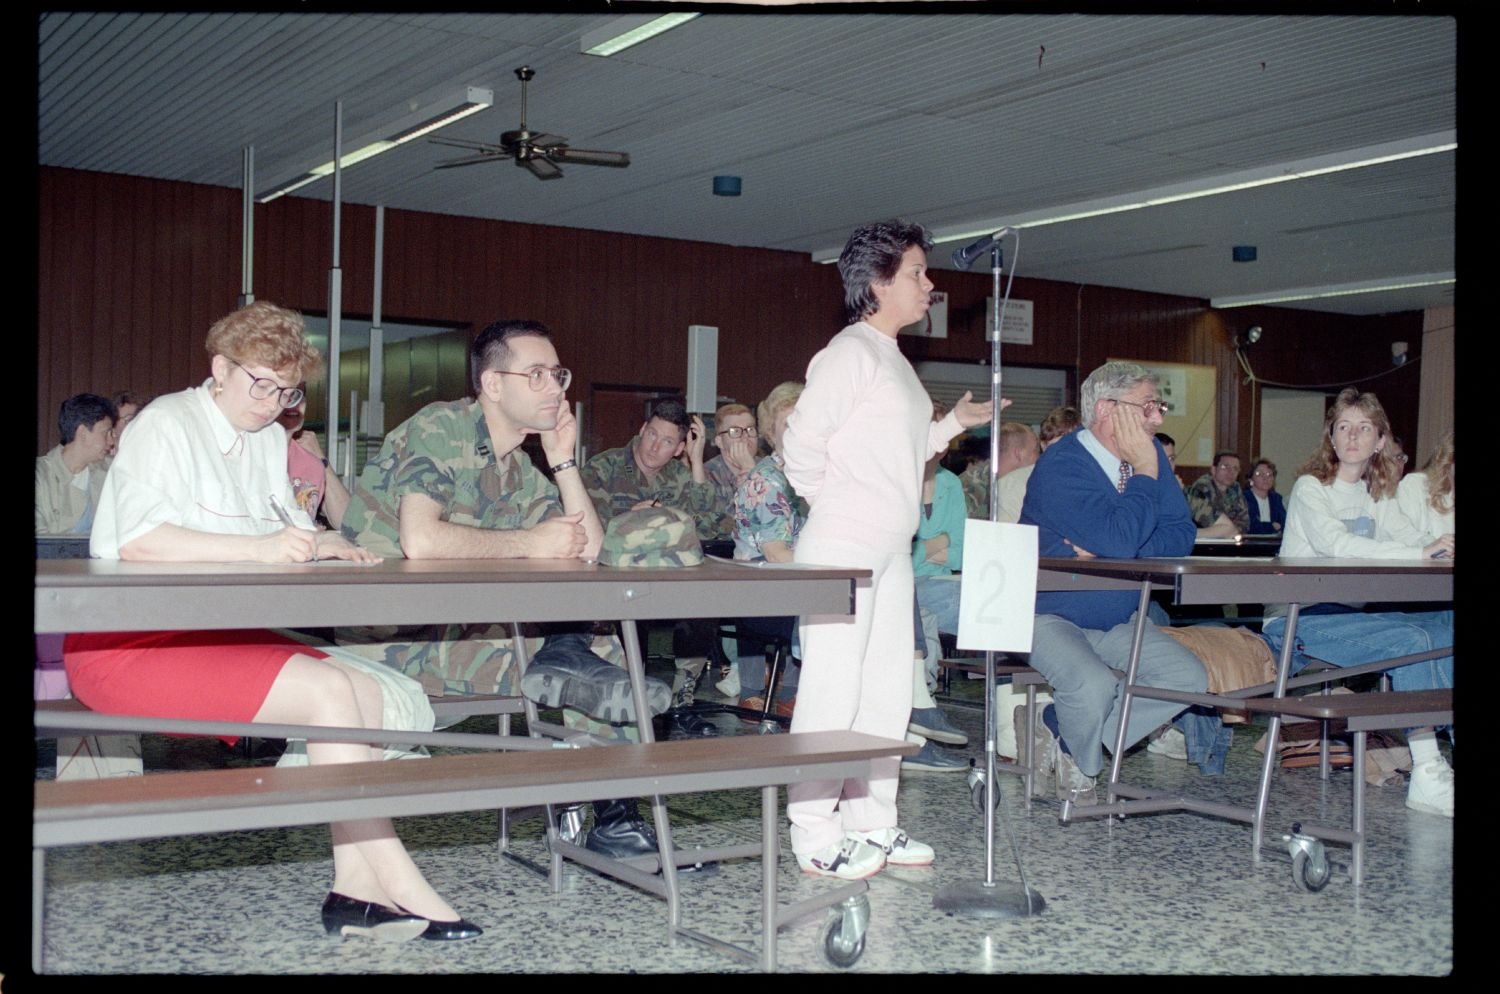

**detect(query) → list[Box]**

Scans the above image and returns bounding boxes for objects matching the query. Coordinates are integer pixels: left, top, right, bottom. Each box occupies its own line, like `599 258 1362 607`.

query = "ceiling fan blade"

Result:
435 151 512 169
428 135 503 153
547 147 630 168
521 155 563 181
527 132 568 149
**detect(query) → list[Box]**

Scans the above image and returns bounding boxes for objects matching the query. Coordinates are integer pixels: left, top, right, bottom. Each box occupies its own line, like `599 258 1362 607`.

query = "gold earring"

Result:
214 381 223 396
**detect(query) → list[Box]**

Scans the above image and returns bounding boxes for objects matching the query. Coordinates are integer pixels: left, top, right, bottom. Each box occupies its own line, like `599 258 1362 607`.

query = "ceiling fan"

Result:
430 66 630 181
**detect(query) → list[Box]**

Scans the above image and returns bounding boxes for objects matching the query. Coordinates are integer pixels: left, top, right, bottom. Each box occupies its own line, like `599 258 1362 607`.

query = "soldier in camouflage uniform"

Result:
1185 450 1251 534
334 319 607 701
581 398 727 740
581 398 720 541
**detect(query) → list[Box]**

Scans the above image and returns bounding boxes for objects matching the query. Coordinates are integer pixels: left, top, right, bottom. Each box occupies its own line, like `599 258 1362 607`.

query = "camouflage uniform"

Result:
335 399 610 702
341 398 560 559
1185 474 1251 532
582 439 720 540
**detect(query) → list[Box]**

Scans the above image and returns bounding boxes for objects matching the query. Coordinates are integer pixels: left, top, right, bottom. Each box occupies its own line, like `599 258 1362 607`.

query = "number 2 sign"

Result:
956 520 1038 654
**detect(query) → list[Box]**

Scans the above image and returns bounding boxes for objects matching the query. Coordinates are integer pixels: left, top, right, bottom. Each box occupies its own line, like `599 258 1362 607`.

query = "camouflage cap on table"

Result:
598 506 704 567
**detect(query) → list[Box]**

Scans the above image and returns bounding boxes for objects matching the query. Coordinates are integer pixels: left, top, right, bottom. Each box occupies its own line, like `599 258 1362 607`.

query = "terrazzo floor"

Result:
33 671 1454 975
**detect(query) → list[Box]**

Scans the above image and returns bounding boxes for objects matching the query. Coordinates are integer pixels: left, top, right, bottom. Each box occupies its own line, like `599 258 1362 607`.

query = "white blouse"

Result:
91 381 312 559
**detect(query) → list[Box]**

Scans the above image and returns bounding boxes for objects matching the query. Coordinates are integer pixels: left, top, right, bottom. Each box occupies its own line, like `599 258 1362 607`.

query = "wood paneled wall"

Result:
38 166 1424 466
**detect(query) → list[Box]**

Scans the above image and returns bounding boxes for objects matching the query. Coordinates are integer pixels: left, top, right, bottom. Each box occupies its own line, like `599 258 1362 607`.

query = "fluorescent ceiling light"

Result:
810 131 1456 263
582 13 699 56
258 86 493 203
1210 273 1455 309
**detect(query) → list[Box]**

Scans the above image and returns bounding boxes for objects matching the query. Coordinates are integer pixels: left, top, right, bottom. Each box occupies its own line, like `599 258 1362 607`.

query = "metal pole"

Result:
326 101 344 473
239 146 255 306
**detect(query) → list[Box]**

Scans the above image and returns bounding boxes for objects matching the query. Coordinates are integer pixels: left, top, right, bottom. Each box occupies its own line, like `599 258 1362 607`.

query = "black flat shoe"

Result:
321 892 428 942
394 906 484 941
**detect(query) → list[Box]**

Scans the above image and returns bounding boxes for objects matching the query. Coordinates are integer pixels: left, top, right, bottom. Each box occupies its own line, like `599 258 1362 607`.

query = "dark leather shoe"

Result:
584 799 718 874
666 708 720 738
585 798 658 858
394 907 484 942
321 892 427 941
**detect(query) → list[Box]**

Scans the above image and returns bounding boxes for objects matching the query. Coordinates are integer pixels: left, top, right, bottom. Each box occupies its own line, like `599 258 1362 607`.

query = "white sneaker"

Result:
796 837 885 879
1055 748 1098 806
1147 725 1189 760
846 827 934 867
1405 759 1454 817
714 668 740 698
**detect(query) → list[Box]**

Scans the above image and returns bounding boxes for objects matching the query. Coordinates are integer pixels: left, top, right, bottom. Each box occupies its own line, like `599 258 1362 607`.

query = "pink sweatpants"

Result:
787 533 915 855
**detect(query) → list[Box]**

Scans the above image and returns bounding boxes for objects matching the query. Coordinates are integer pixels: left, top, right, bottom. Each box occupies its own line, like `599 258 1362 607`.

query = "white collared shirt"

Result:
90 380 312 558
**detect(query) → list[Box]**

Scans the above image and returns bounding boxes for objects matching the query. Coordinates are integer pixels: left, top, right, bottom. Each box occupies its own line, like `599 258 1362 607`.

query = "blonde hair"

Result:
1297 387 1401 500
757 381 805 440
715 402 753 423
1422 432 1455 513
205 301 323 380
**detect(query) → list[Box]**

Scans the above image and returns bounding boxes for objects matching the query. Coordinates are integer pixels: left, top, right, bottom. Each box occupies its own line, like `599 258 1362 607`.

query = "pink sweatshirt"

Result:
783 321 964 552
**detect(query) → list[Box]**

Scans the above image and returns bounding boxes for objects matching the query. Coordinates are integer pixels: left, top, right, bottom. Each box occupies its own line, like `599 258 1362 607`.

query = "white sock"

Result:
1408 728 1445 767
912 656 937 710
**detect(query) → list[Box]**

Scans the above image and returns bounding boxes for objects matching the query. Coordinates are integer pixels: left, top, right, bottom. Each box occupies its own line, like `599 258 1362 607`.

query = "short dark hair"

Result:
1154 432 1176 448
837 218 933 325
112 390 143 411
470 319 553 395
1213 451 1241 468
647 397 690 434
59 393 117 445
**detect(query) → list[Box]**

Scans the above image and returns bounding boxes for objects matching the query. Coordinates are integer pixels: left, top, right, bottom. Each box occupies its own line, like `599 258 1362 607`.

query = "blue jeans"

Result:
1262 608 1453 694
915 575 961 684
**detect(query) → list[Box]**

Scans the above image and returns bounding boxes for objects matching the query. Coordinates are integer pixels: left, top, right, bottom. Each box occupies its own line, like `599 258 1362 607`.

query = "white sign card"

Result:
956 520 1039 654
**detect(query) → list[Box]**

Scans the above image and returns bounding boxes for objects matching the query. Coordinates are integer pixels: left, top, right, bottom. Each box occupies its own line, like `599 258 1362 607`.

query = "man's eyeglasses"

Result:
1107 397 1170 418
716 426 757 440
494 366 572 391
231 359 304 408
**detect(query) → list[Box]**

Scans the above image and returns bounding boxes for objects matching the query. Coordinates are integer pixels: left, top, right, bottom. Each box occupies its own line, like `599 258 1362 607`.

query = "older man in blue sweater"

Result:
1019 361 1207 804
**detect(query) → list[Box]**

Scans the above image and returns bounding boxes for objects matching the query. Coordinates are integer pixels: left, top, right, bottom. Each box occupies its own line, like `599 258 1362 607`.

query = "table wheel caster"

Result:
1284 822 1331 893
822 892 869 968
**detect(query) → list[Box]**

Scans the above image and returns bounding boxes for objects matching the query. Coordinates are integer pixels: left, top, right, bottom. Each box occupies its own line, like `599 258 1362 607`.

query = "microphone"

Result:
950 227 1013 270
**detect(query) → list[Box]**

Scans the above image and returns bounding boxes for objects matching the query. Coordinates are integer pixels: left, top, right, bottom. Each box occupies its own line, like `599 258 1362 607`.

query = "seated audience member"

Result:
1187 451 1251 535
1395 432 1454 542
582 398 720 729
68 300 479 941
36 393 117 534
280 395 352 529
1245 458 1287 535
340 321 669 857
1019 361 1207 804
1263 388 1454 817
105 389 143 459
956 433 992 518
730 381 805 718
1155 432 1183 490
994 421 1042 523
705 401 761 539
1038 404 1080 451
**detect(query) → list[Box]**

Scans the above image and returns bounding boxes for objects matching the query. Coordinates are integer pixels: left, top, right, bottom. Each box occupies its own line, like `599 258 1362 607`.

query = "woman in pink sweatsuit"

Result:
781 219 993 879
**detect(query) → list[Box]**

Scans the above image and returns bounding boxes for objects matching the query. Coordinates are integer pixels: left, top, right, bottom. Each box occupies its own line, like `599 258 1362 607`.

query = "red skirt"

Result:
63 630 329 745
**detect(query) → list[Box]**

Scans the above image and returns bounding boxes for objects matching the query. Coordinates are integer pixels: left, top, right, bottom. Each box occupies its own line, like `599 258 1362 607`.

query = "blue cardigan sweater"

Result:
1246 488 1286 535
1020 429 1195 629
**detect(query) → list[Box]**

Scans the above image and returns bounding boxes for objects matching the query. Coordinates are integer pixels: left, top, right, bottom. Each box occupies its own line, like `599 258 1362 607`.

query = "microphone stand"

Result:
932 240 1046 919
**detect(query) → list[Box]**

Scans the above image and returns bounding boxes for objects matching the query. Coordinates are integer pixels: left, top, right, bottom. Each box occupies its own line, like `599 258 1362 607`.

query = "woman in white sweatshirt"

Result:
780 219 993 878
1267 388 1455 817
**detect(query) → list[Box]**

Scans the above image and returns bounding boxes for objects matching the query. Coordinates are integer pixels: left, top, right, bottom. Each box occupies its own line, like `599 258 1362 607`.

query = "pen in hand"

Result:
269 493 317 562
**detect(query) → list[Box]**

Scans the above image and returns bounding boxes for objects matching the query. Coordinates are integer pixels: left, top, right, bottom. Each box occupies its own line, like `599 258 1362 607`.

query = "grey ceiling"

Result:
39 11 1456 316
